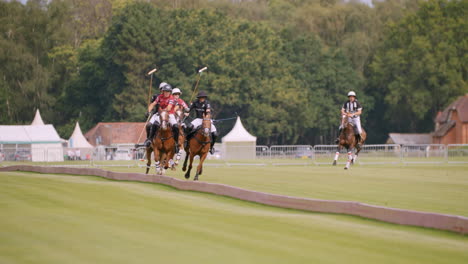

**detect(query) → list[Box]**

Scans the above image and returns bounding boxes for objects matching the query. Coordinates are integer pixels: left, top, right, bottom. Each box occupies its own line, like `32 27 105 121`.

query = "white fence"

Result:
1 144 467 167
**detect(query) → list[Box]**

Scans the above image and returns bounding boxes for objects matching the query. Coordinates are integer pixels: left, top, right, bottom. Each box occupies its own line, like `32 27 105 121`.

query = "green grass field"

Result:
1 171 467 264
105 163 468 217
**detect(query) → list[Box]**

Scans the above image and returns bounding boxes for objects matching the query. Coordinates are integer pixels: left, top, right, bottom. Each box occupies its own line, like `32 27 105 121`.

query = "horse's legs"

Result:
333 146 341 166
182 150 189 172
175 131 184 165
184 153 195 179
353 146 362 164
344 149 353 170
145 148 152 174
167 148 176 171
195 153 208 181
154 148 162 175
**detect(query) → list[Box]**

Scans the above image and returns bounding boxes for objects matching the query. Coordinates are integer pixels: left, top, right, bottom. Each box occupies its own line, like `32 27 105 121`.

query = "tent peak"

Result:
222 116 256 142
31 109 45 126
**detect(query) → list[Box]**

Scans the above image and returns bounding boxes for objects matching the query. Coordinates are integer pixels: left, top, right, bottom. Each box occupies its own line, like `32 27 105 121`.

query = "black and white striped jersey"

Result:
342 100 362 113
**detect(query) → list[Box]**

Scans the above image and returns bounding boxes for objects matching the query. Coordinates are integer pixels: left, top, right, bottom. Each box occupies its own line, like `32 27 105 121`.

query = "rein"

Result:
157 134 173 142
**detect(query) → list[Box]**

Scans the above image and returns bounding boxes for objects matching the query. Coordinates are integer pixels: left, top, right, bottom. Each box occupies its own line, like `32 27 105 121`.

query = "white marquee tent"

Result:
67 122 94 160
0 125 64 162
221 117 257 160
68 122 93 148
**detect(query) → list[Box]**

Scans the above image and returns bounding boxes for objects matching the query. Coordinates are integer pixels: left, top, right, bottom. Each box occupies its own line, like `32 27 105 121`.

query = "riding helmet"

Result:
197 91 208 98
159 82 168 90
347 91 357 97
172 88 182 95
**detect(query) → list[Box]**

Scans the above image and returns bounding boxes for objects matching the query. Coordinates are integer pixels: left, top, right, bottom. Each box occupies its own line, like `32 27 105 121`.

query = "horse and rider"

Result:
143 81 217 178
334 91 367 169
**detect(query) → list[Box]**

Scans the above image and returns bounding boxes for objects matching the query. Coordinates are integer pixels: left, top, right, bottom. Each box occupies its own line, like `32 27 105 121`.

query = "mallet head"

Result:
198 67 208 73
147 68 157 75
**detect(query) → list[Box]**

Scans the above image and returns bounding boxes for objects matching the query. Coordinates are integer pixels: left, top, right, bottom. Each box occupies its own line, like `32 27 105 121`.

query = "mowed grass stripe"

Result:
0 172 467 264
128 164 468 217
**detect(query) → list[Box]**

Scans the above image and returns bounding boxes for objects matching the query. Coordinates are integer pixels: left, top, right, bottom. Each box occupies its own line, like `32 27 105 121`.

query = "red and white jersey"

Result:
155 94 175 114
174 98 188 110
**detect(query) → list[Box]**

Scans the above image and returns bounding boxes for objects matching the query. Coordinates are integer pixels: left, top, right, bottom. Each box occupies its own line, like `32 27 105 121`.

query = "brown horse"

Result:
145 110 176 175
182 113 212 181
332 116 366 169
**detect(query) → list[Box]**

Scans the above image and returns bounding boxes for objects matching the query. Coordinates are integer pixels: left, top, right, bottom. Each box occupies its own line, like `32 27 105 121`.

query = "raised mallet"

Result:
147 68 157 105
188 66 208 104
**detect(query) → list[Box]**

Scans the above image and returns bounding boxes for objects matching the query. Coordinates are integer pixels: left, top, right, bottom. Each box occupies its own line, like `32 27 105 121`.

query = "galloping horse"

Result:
182 113 212 181
333 116 366 169
146 110 176 174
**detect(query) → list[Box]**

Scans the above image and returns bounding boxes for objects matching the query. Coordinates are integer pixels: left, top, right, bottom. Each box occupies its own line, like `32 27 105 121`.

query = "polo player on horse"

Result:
335 91 364 148
184 91 218 154
144 84 180 153
172 87 189 160
143 82 167 146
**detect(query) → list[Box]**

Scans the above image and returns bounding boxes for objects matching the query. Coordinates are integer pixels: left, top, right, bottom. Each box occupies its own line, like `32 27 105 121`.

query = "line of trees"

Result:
1 0 466 144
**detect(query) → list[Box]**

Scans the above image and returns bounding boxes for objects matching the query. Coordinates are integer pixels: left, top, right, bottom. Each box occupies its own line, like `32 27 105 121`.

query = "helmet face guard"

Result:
162 84 173 92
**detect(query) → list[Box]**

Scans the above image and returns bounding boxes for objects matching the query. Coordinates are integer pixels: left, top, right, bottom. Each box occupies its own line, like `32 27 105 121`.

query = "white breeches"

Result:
347 116 362 134
149 113 177 126
191 118 217 132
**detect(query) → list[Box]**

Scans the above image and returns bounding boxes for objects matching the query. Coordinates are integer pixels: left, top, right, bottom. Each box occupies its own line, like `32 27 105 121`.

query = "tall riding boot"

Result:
184 124 194 149
145 123 159 147
172 125 180 153
145 123 151 138
210 132 218 155
335 128 342 144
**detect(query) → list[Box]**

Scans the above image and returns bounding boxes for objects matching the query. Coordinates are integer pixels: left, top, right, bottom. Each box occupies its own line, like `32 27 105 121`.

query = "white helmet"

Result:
159 82 168 90
172 88 182 95
347 91 357 97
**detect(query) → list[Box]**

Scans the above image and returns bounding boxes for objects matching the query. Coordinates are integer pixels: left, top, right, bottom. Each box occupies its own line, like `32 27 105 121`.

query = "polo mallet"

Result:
136 68 158 147
183 67 208 124
188 66 208 104
147 68 157 105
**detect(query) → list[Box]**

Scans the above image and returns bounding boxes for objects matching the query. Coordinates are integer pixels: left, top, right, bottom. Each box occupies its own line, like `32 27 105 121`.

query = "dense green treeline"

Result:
0 0 466 144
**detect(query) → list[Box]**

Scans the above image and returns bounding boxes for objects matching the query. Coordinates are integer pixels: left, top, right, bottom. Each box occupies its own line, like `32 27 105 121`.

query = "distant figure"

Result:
336 91 364 148
75 149 81 160
68 149 75 160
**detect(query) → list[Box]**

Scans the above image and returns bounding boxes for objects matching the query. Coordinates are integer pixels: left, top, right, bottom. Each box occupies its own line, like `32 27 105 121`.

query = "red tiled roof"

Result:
84 122 146 146
436 95 468 123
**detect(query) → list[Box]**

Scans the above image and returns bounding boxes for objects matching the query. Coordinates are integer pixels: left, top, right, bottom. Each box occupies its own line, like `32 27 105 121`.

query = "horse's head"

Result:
341 115 349 127
202 113 211 137
159 110 169 130
175 109 183 124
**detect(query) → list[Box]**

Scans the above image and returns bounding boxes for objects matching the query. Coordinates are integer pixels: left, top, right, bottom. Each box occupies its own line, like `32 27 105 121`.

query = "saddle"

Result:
346 123 359 135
